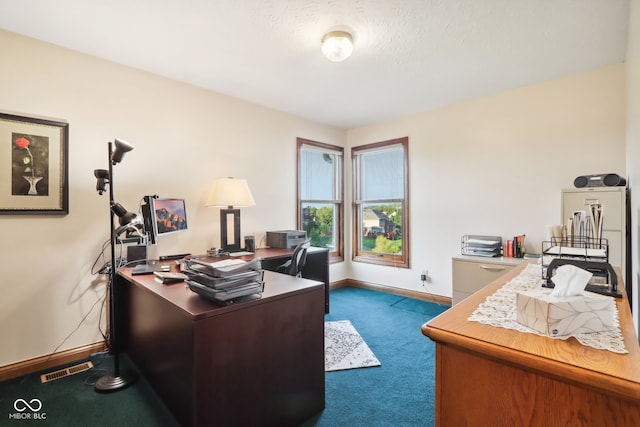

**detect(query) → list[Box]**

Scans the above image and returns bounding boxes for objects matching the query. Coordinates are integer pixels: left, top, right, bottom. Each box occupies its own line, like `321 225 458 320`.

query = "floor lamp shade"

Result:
206 178 255 252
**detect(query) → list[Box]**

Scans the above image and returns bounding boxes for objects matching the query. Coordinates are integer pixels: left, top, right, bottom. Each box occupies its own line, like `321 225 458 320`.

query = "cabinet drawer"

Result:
453 259 516 294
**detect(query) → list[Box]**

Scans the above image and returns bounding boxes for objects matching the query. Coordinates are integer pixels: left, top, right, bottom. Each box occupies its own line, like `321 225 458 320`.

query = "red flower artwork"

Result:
15 137 30 148
12 134 48 197
15 136 35 180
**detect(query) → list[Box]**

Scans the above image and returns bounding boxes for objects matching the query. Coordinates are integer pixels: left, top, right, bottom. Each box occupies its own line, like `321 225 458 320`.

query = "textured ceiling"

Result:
0 0 630 129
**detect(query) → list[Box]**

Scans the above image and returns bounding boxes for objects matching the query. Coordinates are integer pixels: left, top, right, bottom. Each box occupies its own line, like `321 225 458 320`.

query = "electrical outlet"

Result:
420 270 428 281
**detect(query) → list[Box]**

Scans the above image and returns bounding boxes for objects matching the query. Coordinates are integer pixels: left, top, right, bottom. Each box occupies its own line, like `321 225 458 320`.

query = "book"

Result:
153 271 188 284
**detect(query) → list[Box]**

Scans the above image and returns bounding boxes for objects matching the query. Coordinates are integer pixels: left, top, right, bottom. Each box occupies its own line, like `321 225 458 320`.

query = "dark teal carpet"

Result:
0 353 179 427
304 286 448 427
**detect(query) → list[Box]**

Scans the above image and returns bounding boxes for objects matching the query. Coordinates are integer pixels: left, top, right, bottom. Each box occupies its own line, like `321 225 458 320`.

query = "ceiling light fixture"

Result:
321 30 354 62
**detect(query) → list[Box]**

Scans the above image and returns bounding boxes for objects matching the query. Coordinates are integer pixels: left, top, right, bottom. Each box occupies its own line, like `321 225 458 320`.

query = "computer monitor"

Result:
142 196 188 244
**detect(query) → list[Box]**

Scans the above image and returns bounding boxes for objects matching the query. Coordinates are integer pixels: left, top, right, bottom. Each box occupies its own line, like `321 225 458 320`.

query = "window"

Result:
297 138 344 261
352 137 409 267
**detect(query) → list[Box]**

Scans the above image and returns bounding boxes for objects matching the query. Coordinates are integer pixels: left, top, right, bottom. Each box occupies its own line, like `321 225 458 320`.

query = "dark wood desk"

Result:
118 268 325 427
422 262 640 426
234 246 330 313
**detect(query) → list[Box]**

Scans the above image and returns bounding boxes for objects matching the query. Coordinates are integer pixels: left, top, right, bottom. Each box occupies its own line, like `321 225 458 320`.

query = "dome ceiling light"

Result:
321 30 354 62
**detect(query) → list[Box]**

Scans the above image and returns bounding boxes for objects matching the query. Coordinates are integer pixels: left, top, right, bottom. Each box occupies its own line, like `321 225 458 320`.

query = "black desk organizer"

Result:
541 236 621 298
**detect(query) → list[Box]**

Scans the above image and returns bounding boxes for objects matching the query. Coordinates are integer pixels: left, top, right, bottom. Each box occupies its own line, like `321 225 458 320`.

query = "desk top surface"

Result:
119 267 323 320
422 261 640 401
248 246 327 260
155 246 328 263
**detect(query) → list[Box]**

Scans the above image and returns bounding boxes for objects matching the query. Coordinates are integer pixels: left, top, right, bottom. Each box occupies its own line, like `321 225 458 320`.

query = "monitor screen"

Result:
152 197 188 237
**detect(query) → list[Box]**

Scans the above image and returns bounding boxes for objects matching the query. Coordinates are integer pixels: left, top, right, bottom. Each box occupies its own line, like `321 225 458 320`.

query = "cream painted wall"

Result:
0 30 346 367
346 65 626 299
0 28 630 368
626 0 640 335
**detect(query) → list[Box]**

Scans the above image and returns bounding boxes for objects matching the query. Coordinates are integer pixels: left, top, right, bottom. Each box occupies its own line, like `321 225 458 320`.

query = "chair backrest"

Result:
286 241 309 277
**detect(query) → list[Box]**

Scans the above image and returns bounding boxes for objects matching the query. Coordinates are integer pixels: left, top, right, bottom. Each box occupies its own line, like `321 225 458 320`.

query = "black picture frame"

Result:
0 112 69 214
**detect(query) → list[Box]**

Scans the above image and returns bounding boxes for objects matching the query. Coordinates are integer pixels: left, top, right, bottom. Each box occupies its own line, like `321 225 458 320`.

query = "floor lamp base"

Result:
94 370 136 393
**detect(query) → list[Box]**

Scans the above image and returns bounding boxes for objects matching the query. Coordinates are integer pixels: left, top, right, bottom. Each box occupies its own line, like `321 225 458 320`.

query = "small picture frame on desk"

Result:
0 112 69 214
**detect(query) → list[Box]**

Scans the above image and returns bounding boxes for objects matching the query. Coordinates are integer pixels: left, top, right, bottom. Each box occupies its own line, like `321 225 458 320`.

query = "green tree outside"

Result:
304 205 334 249
372 235 401 254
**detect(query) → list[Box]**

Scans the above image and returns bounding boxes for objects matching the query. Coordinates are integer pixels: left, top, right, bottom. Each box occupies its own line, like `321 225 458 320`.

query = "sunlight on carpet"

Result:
390 296 449 317
325 320 381 372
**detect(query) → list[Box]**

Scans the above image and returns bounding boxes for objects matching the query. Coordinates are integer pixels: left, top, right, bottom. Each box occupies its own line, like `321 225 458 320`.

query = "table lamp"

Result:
206 177 255 252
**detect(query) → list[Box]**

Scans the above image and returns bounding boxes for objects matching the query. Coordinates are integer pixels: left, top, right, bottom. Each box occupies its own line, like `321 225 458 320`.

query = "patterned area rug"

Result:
325 320 381 372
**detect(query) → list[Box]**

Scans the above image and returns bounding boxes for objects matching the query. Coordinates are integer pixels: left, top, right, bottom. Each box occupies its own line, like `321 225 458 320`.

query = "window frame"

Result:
296 137 344 262
352 137 409 268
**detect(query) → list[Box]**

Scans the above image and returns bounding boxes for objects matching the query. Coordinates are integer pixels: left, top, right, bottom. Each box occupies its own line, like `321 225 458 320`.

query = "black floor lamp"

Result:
93 138 137 392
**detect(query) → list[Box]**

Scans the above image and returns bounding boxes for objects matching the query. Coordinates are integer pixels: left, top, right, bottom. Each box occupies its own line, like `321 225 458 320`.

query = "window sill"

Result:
353 254 409 268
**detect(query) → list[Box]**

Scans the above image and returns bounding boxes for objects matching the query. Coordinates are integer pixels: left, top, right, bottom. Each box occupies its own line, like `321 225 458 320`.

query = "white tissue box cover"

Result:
515 289 615 337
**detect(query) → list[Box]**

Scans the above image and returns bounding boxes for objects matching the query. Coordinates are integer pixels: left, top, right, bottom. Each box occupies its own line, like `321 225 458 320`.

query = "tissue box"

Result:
515 289 615 337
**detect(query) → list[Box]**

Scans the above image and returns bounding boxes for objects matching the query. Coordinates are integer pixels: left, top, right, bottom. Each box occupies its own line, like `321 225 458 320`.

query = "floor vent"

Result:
40 361 94 383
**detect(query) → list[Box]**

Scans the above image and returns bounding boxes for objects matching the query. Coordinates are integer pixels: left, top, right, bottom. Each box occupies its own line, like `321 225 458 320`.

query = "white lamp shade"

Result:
206 178 255 208
321 31 354 62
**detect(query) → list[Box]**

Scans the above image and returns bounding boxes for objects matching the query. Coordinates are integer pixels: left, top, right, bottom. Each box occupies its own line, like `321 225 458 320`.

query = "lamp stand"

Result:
95 141 136 393
220 207 242 252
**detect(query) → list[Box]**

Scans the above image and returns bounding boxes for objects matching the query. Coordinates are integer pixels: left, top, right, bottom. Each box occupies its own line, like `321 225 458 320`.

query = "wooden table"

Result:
422 262 640 426
118 267 325 427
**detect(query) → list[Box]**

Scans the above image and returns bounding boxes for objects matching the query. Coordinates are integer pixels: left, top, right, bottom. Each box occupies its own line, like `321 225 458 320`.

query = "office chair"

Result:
276 241 309 277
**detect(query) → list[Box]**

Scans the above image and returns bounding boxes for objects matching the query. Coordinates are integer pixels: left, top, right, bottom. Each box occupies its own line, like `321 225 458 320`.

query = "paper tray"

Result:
184 269 263 290
186 279 264 303
544 245 607 257
187 257 262 277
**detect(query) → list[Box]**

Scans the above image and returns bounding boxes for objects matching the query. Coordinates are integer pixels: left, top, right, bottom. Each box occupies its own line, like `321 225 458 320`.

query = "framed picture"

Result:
0 112 69 214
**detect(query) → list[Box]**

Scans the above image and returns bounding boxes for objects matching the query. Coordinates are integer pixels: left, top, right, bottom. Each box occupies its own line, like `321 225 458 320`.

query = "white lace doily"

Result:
467 263 628 354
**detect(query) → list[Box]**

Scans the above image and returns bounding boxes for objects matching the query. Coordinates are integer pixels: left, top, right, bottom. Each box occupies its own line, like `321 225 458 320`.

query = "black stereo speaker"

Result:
603 173 626 187
574 173 626 188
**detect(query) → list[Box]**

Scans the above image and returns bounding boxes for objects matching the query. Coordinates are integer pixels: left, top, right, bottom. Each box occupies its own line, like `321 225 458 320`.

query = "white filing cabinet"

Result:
452 256 525 305
561 187 629 286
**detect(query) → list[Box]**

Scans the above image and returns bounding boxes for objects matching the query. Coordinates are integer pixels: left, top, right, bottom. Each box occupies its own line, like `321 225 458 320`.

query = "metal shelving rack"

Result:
541 236 621 297
461 235 502 257
541 235 609 266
